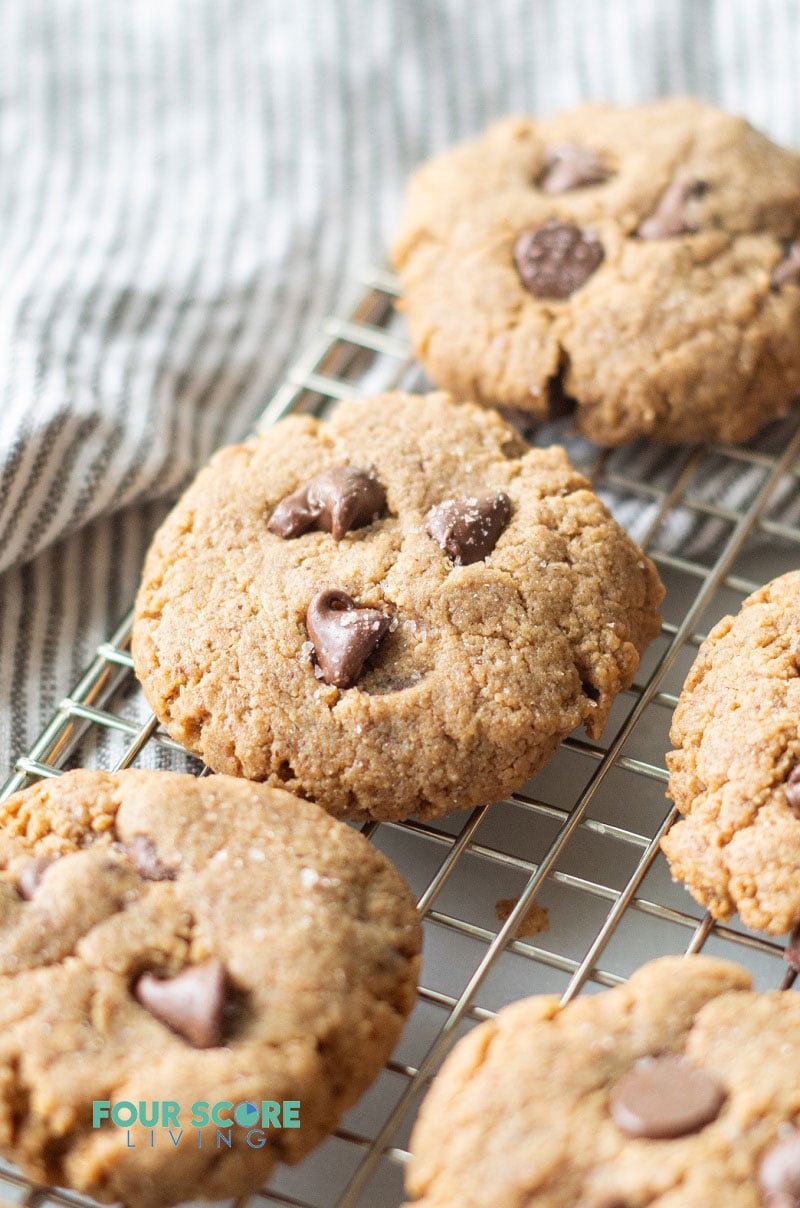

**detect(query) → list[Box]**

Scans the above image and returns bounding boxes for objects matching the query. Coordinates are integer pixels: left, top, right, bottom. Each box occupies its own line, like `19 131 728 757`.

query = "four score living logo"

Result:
93 1099 301 1149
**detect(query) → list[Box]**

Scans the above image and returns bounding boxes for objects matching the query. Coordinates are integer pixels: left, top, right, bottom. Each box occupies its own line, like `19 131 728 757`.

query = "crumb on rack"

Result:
495 897 550 938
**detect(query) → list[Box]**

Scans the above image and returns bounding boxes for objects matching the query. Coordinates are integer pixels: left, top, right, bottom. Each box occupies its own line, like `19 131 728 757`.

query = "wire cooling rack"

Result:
2 268 800 1208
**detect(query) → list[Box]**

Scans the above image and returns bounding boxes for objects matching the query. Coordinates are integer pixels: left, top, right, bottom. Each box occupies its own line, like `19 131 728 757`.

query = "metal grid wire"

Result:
2 269 800 1208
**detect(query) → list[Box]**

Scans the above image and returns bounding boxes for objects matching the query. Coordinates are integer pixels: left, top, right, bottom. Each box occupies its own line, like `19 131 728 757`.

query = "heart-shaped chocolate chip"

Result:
17 854 58 900
539 144 610 195
306 589 392 688
514 220 604 299
637 176 707 239
772 241 800 290
268 466 387 540
609 1054 725 1139
758 1132 800 1207
126 834 177 882
425 491 511 565
135 958 228 1048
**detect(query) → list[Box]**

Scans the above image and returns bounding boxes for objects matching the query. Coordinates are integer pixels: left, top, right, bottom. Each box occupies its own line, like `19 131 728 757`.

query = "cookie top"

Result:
405 955 800 1208
393 99 800 446
664 571 800 935
0 769 421 1208
132 391 663 822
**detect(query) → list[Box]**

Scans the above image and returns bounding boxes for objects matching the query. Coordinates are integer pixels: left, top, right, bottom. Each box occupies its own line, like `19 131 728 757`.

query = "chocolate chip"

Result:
307 466 387 540
772 242 800 290
539 144 610 195
126 834 177 882
425 492 512 565
135 959 228 1048
514 220 604 300
609 1054 725 1139
268 466 387 541
306 589 392 688
758 1132 800 1207
17 855 57 900
267 485 318 538
637 177 708 239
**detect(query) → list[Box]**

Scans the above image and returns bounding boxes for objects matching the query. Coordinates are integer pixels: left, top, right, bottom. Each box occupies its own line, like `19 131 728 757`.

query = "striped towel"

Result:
1 0 799 772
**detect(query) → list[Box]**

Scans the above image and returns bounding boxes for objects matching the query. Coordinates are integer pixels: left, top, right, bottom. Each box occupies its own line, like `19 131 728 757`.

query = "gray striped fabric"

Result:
1 0 799 772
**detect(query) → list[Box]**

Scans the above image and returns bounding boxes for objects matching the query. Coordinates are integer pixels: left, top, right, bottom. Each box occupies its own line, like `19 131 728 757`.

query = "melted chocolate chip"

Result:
637 177 707 239
425 492 512 565
17 854 57 900
609 1055 725 1139
758 1132 800 1207
306 589 392 688
307 466 387 539
135 959 228 1048
268 466 387 541
539 144 610 195
772 242 800 290
126 834 177 882
514 220 604 299
267 485 318 538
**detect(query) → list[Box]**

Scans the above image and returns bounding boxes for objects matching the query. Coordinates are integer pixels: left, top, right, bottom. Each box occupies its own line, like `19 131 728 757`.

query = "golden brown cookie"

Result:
393 99 800 446
132 391 664 821
405 955 800 1208
0 769 421 1208
664 571 800 935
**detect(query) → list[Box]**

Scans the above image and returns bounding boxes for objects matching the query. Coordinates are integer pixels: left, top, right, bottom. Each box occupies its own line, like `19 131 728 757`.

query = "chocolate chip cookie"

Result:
664 571 800 935
132 391 664 821
393 98 800 446
405 955 800 1208
0 769 421 1208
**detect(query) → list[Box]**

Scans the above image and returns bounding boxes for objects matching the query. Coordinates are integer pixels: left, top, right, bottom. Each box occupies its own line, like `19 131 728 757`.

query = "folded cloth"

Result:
1 0 799 778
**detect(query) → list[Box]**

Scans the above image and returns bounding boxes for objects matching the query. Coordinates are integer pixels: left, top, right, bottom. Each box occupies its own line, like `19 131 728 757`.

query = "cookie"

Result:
0 769 421 1208
405 954 800 1208
392 98 800 446
132 391 664 821
664 571 800 935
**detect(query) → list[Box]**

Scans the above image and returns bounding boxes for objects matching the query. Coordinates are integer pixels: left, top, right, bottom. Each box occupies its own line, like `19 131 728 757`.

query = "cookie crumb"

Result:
495 897 550 937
